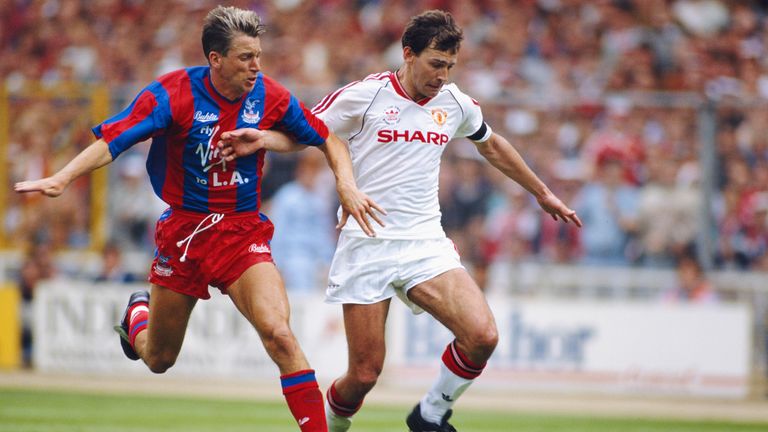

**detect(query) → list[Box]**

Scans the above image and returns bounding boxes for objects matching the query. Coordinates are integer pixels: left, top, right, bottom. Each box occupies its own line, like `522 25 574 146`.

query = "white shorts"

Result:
325 233 464 313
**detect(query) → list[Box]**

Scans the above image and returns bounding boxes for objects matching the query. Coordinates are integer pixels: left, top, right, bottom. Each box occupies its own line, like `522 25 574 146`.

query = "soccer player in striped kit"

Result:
219 9 582 432
14 6 384 432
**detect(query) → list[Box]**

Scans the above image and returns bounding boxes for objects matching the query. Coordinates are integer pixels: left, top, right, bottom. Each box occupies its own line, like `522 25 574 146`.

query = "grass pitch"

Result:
1 387 767 432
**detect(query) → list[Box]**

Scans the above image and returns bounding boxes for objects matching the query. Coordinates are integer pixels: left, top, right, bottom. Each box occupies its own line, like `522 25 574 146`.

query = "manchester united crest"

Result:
431 108 448 126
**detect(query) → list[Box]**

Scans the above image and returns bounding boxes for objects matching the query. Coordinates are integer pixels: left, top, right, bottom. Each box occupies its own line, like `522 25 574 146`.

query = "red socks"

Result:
442 339 485 379
280 369 327 431
327 380 363 417
127 303 149 349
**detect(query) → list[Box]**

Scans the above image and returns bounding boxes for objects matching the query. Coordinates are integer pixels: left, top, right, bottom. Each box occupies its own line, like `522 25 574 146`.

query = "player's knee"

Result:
261 324 299 358
468 326 499 357
348 356 384 389
145 352 177 374
350 366 381 391
484 326 500 348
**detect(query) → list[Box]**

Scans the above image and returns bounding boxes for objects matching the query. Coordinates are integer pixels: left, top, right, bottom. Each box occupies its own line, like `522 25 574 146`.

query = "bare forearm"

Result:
56 139 114 184
475 133 582 226
15 138 114 197
262 131 307 153
475 133 550 199
317 132 386 237
218 128 306 161
318 133 356 189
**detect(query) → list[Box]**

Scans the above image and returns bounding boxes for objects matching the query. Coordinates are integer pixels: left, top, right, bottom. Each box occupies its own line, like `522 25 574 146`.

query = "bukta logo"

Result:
248 243 271 253
194 111 219 122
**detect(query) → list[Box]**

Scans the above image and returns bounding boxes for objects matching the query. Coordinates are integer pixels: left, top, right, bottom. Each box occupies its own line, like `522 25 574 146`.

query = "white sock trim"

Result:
130 305 149 322
325 400 352 432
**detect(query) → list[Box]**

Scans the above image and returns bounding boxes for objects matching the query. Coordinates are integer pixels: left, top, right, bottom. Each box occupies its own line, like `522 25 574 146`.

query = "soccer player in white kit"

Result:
219 10 582 432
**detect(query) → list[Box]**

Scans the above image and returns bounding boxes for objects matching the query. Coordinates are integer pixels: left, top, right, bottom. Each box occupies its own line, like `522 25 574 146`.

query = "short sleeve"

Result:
260 74 329 146
92 81 173 159
453 92 492 143
311 81 371 140
277 95 329 146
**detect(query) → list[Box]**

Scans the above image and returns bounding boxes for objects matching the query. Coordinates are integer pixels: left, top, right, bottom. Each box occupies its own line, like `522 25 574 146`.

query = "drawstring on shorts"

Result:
176 213 224 262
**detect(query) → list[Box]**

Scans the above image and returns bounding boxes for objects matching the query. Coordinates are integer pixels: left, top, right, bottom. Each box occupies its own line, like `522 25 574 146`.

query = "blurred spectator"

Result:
4 0 768 272
574 149 639 265
268 149 336 293
581 97 645 185
538 170 584 264
441 142 494 233
441 142 494 283
728 191 768 268
662 252 719 303
483 182 540 267
93 241 140 284
635 150 699 267
260 152 300 202
108 152 166 251
16 239 57 368
17 257 39 368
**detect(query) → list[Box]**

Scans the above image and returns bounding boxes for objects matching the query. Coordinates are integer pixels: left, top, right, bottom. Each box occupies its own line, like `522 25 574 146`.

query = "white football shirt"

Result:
313 71 492 239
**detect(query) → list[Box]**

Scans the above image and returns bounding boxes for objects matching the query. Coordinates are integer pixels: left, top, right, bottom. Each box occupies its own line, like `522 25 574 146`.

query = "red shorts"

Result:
148 208 274 299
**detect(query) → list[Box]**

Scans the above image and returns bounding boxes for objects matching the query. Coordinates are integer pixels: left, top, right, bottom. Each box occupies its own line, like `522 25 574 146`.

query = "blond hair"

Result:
202 6 266 58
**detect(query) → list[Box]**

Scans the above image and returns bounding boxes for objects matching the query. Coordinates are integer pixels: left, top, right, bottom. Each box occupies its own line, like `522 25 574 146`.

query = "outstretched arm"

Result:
218 128 305 161
474 133 582 226
14 138 113 197
317 133 386 237
218 127 386 236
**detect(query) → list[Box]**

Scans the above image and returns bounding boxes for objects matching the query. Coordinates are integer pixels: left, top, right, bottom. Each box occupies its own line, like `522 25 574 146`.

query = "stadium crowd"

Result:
3 0 768 294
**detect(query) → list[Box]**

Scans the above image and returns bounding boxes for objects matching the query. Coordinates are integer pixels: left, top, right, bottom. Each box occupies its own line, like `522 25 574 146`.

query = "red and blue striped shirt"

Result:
93 66 328 214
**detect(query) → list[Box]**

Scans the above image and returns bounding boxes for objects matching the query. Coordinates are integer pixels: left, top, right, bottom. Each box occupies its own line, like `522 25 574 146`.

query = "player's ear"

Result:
208 51 222 69
403 46 415 64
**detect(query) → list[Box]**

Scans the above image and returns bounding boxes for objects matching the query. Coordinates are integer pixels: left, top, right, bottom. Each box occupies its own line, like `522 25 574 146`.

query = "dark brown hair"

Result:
401 10 463 55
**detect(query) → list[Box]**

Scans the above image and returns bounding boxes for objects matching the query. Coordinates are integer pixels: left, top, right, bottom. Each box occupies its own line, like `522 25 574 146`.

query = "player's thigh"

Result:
227 261 291 333
343 300 390 370
146 283 197 355
407 268 496 340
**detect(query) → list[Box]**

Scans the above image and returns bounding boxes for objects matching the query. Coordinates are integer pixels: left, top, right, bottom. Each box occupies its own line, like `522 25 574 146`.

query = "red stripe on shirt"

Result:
258 74 291 130
160 70 194 207
364 71 390 81
313 72 390 115
256 147 266 212
100 91 157 143
312 80 360 115
207 101 240 213
299 100 329 141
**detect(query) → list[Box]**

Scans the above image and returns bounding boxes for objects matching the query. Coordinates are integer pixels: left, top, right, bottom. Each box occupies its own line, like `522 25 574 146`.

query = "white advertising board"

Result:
33 282 751 397
387 298 751 398
32 282 347 380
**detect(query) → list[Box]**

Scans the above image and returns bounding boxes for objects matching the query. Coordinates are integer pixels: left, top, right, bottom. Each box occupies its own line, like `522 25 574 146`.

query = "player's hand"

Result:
537 193 582 227
14 176 68 197
336 181 386 237
217 128 268 162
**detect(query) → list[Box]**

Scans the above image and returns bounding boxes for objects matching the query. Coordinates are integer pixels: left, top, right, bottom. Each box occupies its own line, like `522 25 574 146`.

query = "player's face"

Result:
210 34 262 100
405 46 457 100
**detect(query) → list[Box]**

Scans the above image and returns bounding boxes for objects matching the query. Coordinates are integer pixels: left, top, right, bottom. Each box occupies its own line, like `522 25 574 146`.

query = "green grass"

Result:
1 387 767 432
